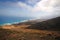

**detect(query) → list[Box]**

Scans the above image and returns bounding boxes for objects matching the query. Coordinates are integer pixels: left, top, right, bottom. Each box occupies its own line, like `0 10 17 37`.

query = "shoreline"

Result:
0 20 28 26
0 18 37 26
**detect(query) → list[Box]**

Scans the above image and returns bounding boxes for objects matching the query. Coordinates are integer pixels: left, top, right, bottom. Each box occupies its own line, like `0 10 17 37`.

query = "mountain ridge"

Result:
26 17 60 31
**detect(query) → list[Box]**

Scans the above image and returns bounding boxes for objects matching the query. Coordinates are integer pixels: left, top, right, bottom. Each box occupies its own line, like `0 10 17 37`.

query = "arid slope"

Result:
0 17 60 40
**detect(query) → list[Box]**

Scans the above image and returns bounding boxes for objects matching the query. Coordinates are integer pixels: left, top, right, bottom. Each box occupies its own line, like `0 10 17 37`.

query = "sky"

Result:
0 0 60 19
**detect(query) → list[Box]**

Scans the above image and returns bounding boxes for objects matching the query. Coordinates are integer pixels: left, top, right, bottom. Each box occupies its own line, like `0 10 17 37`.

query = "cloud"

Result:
18 2 32 10
17 0 41 12
18 0 60 13
33 0 53 12
0 0 60 19
32 0 60 18
26 0 40 6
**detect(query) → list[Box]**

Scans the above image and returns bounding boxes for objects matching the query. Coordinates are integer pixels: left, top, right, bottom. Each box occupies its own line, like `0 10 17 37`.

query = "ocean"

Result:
0 16 34 25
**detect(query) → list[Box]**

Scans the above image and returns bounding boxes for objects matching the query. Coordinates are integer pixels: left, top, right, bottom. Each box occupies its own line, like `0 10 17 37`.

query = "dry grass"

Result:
0 25 60 40
0 17 60 40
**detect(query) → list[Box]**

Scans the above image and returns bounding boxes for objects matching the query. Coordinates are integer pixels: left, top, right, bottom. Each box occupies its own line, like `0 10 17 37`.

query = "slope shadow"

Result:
26 17 60 31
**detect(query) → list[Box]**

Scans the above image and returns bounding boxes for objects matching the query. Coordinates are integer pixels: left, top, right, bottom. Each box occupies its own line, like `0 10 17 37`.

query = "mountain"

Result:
0 17 60 40
27 17 60 31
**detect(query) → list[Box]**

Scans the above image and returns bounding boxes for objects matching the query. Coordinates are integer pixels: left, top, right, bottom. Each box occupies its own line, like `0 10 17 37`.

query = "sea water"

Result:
0 16 34 25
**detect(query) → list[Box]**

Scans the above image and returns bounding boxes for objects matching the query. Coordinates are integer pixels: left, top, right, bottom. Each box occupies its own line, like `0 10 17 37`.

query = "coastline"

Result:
0 18 36 26
0 20 28 26
0 18 45 26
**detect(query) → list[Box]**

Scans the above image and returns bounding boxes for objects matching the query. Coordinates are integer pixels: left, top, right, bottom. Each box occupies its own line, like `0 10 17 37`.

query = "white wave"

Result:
1 19 36 26
3 23 12 25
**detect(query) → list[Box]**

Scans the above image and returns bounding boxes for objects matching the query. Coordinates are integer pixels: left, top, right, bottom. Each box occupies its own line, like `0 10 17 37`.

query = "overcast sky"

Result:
0 0 60 19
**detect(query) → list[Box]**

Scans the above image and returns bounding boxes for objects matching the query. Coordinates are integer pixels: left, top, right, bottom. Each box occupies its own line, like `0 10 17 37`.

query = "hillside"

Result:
27 17 60 31
0 17 60 40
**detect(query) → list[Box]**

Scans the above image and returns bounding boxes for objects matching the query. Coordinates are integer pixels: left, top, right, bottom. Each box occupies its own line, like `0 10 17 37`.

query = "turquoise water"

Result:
0 16 33 25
